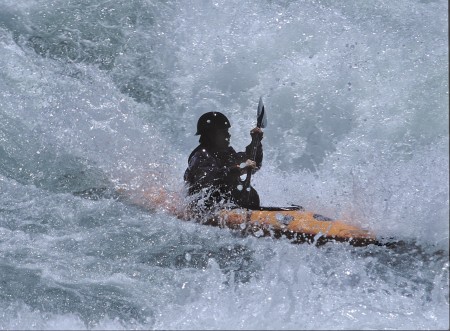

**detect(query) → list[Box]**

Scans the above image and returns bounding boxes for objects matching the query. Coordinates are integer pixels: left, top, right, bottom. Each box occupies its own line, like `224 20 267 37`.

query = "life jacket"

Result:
184 144 261 210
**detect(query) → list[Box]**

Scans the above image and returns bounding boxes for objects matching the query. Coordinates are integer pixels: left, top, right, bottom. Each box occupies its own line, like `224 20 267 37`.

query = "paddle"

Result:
242 97 267 195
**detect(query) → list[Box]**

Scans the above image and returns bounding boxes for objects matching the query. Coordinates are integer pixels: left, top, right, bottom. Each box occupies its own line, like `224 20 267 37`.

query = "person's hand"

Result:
250 127 263 140
238 159 258 174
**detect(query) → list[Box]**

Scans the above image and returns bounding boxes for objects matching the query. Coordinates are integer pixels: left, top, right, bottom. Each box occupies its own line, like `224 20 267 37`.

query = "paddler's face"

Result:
212 128 230 149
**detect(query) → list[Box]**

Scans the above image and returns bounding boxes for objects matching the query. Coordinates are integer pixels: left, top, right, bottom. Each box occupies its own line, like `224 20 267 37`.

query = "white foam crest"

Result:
0 1 448 329
0 25 181 195
152 242 449 330
256 136 449 249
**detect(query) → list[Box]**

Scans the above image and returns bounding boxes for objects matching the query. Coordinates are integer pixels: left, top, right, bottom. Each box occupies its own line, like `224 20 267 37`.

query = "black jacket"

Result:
184 141 262 211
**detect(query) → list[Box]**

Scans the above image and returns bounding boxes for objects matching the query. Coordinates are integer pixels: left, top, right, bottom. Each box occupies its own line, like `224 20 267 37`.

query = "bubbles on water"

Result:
0 0 448 329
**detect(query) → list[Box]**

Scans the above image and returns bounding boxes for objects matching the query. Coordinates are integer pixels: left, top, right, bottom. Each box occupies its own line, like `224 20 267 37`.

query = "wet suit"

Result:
184 140 263 213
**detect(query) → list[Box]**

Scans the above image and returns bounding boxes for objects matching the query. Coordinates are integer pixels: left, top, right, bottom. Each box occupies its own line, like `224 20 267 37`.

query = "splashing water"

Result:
0 0 448 329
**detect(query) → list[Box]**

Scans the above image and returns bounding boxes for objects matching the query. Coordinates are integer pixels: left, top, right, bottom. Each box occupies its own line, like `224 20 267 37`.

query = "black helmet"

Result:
195 112 231 135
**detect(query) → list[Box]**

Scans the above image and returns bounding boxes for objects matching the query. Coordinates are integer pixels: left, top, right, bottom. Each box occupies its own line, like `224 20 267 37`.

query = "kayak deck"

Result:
196 208 377 247
119 187 377 247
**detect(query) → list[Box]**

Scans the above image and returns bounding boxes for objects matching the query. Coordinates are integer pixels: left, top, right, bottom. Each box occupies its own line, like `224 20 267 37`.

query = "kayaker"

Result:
184 111 263 215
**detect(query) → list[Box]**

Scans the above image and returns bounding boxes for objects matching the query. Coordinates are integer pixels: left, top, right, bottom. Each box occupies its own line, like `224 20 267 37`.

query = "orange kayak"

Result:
198 207 377 246
120 187 377 246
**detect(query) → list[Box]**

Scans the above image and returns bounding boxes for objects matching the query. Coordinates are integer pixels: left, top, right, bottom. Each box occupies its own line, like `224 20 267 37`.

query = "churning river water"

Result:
0 0 448 329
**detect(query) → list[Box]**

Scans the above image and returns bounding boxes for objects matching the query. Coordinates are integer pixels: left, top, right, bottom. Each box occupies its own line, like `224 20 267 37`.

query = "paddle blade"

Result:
257 96 267 128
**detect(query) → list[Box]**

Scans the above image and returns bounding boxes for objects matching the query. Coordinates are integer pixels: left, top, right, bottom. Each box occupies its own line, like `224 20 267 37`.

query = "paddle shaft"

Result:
242 134 262 190
242 103 265 195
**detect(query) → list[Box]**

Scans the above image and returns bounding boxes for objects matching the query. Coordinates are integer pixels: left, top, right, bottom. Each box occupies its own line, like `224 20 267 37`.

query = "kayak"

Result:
121 187 377 247
191 206 376 247
159 98 377 246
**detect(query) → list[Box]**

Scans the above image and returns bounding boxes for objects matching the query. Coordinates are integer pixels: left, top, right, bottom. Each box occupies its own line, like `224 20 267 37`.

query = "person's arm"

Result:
244 127 263 171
